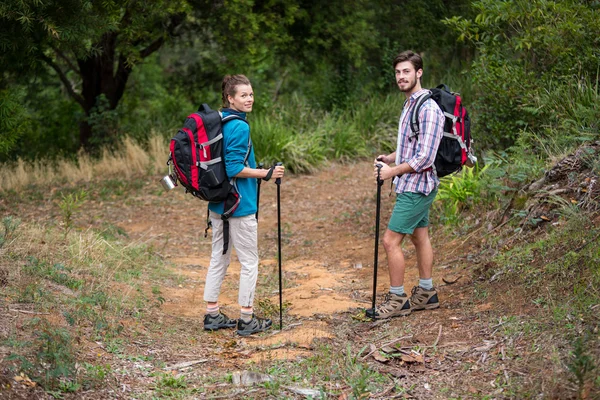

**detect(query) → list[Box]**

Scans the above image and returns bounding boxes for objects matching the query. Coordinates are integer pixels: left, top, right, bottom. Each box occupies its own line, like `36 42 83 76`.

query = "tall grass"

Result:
0 135 167 192
251 93 403 171
1 95 405 191
0 217 172 391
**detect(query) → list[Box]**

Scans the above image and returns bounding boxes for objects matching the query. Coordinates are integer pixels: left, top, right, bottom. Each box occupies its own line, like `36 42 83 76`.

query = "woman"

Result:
203 74 285 336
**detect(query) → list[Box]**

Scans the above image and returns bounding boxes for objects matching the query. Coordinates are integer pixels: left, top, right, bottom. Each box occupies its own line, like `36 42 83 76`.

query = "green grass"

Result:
486 213 600 395
250 93 403 172
0 217 177 395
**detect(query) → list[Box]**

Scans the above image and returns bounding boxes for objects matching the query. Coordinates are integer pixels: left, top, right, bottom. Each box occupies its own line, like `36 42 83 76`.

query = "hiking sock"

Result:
207 304 220 317
240 307 253 323
418 278 433 290
390 286 405 296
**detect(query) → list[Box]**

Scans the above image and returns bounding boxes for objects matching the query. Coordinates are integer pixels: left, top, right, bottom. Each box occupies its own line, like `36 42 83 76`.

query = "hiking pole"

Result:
368 163 384 320
275 162 284 329
256 162 264 221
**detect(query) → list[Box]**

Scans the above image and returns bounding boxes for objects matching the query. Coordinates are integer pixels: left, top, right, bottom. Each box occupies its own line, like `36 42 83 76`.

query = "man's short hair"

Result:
393 50 423 72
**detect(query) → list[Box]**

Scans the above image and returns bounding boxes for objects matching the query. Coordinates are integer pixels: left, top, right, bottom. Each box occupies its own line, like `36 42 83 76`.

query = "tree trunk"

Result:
79 119 94 150
60 13 183 150
77 32 132 150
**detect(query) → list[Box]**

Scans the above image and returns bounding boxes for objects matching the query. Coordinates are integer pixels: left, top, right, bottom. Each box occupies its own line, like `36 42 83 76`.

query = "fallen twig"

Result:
282 322 303 331
432 325 443 348
8 308 49 315
372 378 397 398
164 359 208 371
361 335 413 361
441 275 462 285
459 225 485 247
489 270 504 283
381 335 413 349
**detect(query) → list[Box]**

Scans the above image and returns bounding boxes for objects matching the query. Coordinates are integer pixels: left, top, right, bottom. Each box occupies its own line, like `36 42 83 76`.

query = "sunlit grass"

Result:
0 135 167 192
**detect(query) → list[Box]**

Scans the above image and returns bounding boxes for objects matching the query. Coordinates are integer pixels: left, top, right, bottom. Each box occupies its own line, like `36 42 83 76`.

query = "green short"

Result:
387 189 438 234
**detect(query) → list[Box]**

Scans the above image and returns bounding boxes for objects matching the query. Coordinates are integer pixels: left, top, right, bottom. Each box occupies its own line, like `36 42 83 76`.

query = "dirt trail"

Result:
114 161 470 362
5 159 548 399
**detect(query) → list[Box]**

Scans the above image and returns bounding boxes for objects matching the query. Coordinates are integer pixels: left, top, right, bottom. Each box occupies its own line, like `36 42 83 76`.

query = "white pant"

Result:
203 211 259 307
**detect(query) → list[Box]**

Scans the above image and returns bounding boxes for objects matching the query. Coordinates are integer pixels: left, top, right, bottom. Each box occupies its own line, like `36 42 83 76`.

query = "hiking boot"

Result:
409 286 440 311
365 293 411 319
203 312 237 331
236 315 272 336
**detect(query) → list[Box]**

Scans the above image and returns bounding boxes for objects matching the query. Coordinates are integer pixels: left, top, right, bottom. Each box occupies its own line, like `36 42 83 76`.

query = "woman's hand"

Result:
262 165 285 181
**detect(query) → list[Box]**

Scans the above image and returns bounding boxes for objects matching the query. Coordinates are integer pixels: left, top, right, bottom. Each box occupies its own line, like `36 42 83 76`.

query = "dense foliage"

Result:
1 0 598 169
0 0 471 160
1 0 189 152
446 0 600 150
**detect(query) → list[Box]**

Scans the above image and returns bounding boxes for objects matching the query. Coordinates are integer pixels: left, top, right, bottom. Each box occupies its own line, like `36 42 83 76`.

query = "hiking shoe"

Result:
365 293 411 319
236 315 272 336
203 312 237 331
409 286 440 311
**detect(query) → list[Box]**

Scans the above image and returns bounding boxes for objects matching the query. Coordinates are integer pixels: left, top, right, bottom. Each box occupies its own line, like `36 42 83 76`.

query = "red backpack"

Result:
167 104 250 254
410 84 477 177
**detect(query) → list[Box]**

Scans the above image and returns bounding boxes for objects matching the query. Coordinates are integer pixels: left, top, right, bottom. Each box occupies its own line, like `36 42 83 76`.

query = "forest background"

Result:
1 0 596 167
0 0 599 398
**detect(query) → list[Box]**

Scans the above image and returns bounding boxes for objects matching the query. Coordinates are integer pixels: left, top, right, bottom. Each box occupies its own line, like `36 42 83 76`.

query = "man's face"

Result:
394 61 422 93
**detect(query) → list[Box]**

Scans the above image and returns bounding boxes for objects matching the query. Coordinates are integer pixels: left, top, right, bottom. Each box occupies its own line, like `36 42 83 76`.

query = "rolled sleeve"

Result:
407 103 444 172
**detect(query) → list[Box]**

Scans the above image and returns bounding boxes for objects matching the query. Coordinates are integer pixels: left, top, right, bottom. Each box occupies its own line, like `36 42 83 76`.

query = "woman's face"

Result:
228 84 254 113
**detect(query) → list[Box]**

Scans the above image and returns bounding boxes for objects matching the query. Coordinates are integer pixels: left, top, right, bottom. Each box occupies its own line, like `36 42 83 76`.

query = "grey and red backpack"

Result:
167 104 249 253
410 84 477 177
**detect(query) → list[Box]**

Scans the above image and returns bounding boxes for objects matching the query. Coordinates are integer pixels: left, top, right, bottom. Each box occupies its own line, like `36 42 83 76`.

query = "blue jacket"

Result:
208 108 257 217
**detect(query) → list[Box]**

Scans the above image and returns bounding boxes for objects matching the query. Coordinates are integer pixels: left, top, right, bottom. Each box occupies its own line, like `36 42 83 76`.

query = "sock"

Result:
419 278 433 290
240 307 253 323
390 286 405 296
206 304 219 317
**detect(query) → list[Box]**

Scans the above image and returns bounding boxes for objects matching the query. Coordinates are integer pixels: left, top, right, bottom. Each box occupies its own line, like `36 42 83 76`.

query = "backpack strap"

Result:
204 206 212 238
218 113 251 255
220 192 241 254
409 90 433 139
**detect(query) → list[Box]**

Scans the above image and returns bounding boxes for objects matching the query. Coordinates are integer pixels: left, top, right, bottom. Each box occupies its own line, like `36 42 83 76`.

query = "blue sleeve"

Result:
223 120 250 179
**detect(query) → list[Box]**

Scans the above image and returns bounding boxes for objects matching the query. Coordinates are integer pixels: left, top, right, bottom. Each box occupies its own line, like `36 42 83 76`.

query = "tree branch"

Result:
112 54 132 109
113 11 186 108
139 36 165 59
49 44 79 73
39 53 86 108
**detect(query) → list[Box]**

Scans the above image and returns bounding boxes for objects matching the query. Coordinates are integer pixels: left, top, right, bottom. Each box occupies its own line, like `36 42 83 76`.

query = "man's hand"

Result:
376 154 392 164
374 162 393 181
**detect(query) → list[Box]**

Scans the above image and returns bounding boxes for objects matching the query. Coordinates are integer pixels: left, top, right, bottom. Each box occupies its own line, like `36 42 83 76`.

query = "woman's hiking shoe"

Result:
366 293 411 319
409 286 440 311
236 315 272 336
203 312 237 331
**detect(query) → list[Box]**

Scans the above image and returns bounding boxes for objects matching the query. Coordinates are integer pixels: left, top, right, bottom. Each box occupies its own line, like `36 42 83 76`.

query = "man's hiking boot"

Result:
203 312 237 331
366 293 411 319
236 315 272 336
409 286 440 311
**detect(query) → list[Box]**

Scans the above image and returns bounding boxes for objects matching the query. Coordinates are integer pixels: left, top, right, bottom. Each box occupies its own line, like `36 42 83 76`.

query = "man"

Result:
370 50 444 319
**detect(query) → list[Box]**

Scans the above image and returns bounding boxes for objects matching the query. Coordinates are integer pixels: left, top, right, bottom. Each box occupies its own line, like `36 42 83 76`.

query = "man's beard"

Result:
398 78 417 93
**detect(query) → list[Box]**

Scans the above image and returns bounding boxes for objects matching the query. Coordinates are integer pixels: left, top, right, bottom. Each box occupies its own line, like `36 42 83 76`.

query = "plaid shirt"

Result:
393 89 445 195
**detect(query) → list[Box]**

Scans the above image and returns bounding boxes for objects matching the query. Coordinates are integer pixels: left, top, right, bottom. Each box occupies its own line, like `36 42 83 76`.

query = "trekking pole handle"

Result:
375 163 384 186
275 162 283 185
